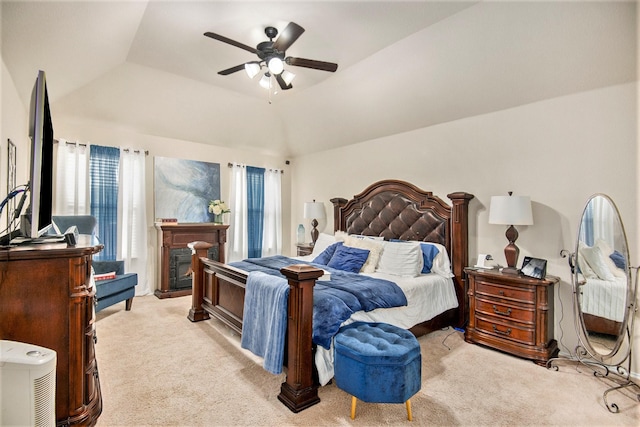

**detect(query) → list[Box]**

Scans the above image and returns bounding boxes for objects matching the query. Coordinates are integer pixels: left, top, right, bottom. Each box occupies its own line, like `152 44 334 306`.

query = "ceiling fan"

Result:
204 22 338 91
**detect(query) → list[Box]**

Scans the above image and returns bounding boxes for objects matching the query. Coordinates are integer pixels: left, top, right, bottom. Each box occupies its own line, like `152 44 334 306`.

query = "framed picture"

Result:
6 139 16 227
521 256 547 279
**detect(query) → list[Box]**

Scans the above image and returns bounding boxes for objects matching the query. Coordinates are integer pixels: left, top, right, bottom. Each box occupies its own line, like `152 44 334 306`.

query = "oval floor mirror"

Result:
548 194 640 412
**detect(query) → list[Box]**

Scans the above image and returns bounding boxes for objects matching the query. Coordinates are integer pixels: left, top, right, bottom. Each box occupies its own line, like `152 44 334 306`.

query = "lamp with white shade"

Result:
489 192 533 274
304 200 325 245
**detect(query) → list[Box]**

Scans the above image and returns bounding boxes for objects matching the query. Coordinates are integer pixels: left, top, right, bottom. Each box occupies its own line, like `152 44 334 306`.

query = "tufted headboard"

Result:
331 179 474 329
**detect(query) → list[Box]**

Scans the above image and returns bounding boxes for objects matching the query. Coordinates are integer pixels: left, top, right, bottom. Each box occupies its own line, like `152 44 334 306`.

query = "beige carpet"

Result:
95 295 639 426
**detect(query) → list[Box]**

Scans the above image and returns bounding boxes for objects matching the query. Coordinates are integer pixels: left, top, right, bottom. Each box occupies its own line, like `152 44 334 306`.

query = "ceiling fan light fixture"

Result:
267 57 284 75
259 73 272 89
244 62 261 79
281 70 296 86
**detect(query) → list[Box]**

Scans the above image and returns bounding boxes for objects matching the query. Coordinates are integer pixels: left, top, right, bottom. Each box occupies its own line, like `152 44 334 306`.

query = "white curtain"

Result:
262 168 282 256
228 163 248 262
118 150 151 295
54 139 89 216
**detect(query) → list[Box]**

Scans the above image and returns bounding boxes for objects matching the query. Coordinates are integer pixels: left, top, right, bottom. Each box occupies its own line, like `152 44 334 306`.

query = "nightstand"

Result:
296 243 314 256
464 268 559 366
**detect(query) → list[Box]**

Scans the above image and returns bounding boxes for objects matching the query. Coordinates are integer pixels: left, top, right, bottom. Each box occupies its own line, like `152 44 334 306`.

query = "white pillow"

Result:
343 235 384 273
577 242 598 279
310 233 336 257
595 239 626 278
376 240 423 277
334 231 348 242
580 245 615 281
349 233 384 241
423 242 454 278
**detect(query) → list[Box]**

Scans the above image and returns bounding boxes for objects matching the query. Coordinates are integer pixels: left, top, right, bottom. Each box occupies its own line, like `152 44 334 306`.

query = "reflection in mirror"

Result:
575 195 630 360
548 194 639 413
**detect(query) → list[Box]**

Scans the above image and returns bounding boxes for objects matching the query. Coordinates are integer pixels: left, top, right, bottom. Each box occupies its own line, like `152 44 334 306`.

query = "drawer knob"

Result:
492 305 512 316
492 325 512 336
498 290 505 296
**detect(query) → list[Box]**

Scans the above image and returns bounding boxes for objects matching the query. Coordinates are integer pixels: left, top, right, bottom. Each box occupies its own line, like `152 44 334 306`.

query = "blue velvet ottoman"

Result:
334 321 421 421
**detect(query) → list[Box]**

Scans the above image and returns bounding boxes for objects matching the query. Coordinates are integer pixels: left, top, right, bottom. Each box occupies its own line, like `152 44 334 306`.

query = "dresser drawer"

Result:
476 316 535 345
476 280 535 304
475 297 535 324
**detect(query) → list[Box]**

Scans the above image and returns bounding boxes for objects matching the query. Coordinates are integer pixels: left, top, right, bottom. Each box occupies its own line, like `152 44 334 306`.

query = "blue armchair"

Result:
52 215 138 312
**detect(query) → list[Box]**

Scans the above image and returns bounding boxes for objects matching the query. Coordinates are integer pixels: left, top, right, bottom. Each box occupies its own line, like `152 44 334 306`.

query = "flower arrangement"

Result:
208 199 230 215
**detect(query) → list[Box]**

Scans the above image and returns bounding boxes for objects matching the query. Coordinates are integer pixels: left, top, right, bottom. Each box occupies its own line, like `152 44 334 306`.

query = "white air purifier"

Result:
0 340 56 427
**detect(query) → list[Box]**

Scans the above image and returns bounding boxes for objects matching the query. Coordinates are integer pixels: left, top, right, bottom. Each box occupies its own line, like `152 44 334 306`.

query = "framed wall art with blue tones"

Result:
154 156 221 223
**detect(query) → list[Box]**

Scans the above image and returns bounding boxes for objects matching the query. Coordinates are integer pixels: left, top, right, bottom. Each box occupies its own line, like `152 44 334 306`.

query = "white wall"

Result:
291 82 639 374
1 58 29 228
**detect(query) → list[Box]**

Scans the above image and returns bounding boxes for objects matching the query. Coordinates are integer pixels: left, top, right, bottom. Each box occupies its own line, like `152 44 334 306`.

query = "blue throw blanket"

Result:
240 271 289 374
230 256 407 349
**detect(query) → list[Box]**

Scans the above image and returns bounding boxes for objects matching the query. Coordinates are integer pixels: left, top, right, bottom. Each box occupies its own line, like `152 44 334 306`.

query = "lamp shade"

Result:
304 201 325 219
489 195 533 226
267 57 284 75
244 62 261 79
259 73 271 89
281 70 296 85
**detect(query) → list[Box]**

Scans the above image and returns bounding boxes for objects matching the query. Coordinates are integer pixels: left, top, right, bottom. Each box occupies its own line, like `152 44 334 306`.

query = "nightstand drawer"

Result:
475 297 535 324
476 280 535 304
476 316 534 345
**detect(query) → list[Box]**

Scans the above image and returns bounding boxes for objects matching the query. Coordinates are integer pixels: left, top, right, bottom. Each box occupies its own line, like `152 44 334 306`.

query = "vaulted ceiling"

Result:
2 1 636 157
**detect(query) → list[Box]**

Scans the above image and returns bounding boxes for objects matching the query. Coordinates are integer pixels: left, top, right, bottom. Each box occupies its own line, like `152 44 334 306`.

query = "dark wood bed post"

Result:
278 264 324 412
447 192 474 328
187 241 212 322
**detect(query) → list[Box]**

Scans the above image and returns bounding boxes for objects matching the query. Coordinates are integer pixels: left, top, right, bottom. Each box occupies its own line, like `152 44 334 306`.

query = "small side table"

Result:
296 243 314 256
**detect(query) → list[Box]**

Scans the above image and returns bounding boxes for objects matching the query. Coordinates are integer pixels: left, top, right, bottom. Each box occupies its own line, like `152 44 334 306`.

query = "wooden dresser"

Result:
155 223 228 298
465 268 559 365
0 236 103 426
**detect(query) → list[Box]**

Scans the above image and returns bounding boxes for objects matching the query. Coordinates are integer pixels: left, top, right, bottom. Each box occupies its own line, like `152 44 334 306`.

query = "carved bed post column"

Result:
278 264 324 413
447 192 474 328
330 197 347 232
187 241 213 322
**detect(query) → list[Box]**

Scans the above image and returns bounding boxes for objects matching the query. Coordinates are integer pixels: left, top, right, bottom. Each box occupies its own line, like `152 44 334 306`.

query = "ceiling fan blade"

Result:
275 74 293 90
204 32 258 54
285 57 338 72
272 22 305 52
218 64 247 75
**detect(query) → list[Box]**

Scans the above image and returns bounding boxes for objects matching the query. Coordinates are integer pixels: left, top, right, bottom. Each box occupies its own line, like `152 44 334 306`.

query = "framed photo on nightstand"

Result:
521 256 547 279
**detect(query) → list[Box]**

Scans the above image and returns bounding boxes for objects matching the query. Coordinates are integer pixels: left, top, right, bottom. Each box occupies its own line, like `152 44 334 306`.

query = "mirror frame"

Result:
573 193 632 363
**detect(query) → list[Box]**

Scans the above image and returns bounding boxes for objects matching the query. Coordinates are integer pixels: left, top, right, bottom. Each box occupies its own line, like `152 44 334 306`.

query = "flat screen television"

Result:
19 70 54 238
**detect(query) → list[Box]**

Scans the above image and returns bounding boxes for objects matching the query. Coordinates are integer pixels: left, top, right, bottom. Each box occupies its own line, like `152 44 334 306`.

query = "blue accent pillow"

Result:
312 242 343 265
419 243 440 274
327 245 370 273
610 250 627 270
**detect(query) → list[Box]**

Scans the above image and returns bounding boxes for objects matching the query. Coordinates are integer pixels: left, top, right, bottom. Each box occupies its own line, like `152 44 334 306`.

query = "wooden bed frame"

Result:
187 179 474 412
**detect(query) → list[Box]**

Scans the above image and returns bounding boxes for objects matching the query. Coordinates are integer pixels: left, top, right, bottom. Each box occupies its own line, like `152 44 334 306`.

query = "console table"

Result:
0 236 103 426
155 223 228 299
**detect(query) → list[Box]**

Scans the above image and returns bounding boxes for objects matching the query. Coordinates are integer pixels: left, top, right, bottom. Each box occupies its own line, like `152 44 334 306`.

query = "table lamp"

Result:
489 192 533 274
303 200 325 245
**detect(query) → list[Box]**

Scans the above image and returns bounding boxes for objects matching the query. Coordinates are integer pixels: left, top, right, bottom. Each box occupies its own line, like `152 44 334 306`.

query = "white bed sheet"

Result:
314 271 458 385
579 274 627 322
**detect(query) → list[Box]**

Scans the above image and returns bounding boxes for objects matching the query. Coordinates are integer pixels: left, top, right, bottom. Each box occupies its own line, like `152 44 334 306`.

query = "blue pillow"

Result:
327 245 370 273
609 250 627 270
419 243 440 274
312 242 343 265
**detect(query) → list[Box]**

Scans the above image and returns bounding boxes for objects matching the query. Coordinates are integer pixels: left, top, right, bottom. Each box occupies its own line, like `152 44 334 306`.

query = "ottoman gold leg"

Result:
351 396 357 420
406 399 413 421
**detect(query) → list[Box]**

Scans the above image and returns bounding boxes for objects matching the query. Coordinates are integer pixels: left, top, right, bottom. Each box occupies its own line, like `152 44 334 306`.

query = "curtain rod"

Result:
54 139 148 155
228 162 284 174
123 148 149 156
